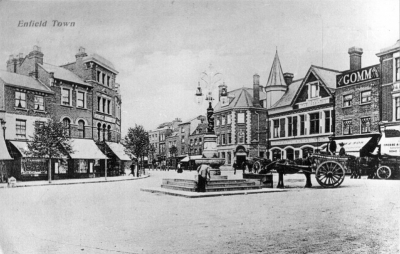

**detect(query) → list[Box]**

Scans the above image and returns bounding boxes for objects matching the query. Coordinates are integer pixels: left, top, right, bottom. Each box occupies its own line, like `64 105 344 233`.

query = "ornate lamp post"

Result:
195 64 226 175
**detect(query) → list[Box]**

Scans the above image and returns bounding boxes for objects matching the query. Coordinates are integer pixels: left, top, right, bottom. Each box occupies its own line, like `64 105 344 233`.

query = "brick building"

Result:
214 72 268 167
334 47 381 156
376 39 400 156
267 52 338 160
1 46 129 180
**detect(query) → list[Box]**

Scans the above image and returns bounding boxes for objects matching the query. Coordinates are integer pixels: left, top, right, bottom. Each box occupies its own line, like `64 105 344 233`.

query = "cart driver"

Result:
339 142 346 156
326 136 337 155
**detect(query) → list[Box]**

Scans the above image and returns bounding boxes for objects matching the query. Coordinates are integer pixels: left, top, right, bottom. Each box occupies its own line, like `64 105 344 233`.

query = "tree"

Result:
27 117 73 183
169 145 178 167
123 125 149 173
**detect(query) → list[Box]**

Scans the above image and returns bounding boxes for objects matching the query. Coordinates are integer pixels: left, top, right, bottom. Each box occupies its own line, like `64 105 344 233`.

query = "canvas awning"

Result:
380 126 400 156
68 139 108 160
0 136 12 160
105 142 132 161
9 140 67 159
180 155 203 162
337 137 372 157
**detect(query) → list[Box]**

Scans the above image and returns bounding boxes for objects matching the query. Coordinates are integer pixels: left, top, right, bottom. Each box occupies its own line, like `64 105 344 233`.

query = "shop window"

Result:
78 120 85 138
360 90 371 104
34 95 44 110
396 58 400 81
309 113 319 134
396 97 400 121
343 94 353 107
273 120 279 138
237 113 245 124
62 118 71 137
61 88 71 106
343 120 352 135
76 159 88 173
77 91 85 108
361 117 371 133
325 111 331 133
16 119 26 138
15 91 26 108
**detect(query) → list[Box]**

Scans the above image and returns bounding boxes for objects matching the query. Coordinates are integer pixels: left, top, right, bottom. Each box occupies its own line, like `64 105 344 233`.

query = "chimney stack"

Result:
76 46 88 60
283 73 294 85
253 73 260 106
6 55 17 73
348 47 363 70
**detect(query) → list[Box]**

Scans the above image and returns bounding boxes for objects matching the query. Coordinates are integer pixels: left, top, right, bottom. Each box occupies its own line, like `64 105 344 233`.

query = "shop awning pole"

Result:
105 158 107 181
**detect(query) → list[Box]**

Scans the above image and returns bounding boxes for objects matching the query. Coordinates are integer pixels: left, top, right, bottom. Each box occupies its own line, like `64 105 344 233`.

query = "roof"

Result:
271 78 303 108
106 142 132 160
266 51 286 87
68 139 108 159
214 87 266 111
0 70 53 94
83 53 118 74
311 65 341 90
377 39 400 56
39 63 90 87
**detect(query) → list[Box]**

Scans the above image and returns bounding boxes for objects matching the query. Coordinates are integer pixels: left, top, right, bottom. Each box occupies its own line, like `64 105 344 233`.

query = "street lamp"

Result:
1 119 6 139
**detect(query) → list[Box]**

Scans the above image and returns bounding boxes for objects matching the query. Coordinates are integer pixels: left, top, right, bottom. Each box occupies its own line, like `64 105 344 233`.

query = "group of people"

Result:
326 137 346 156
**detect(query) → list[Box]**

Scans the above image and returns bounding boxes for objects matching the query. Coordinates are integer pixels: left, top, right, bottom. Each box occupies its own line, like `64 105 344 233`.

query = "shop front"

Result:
379 126 400 156
104 141 132 176
64 139 108 178
334 133 381 157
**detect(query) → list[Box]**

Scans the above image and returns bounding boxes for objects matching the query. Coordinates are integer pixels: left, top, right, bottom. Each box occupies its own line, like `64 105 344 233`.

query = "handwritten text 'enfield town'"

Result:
18 20 75 27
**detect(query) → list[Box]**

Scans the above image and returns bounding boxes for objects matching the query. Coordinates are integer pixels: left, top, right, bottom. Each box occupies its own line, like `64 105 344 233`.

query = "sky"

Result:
0 0 399 135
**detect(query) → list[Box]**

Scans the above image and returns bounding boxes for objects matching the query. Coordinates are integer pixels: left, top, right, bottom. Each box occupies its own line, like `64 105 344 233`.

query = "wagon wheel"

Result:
253 161 261 173
315 161 345 188
376 166 391 179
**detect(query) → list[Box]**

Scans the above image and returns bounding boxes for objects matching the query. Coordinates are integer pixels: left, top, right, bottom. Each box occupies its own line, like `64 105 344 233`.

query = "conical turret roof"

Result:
266 50 286 87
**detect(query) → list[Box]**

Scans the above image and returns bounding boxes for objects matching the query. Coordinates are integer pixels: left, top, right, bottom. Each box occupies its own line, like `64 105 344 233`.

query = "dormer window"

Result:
309 81 319 98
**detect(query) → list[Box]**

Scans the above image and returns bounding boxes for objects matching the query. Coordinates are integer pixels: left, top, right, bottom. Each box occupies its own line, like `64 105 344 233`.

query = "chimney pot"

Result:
283 73 294 85
79 47 85 53
348 47 363 70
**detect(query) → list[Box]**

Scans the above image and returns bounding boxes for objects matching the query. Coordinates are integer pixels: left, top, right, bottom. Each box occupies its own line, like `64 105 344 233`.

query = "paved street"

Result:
0 170 399 254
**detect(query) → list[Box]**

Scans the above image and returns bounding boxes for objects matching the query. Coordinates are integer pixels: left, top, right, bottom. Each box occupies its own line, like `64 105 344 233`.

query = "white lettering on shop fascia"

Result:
337 66 379 87
297 97 330 109
272 137 329 146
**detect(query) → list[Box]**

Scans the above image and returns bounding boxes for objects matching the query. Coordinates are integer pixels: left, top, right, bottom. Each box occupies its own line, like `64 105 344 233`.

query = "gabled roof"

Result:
0 70 53 94
266 51 286 87
83 53 118 74
271 78 303 108
39 63 90 87
273 65 340 108
214 87 265 112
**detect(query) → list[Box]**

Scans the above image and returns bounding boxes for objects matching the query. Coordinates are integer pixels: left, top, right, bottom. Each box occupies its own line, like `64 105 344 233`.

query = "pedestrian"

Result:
177 163 182 173
327 136 337 155
339 142 346 156
136 164 140 177
196 164 211 192
233 160 237 175
129 163 135 177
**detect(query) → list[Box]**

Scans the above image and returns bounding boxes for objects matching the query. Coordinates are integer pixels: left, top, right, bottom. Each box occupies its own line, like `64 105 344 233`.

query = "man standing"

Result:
197 164 211 192
327 136 337 155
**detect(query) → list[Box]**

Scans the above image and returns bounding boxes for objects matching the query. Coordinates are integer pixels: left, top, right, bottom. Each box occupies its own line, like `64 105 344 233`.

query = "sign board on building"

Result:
271 136 329 146
336 65 380 87
297 97 330 109
381 127 400 156
94 113 116 123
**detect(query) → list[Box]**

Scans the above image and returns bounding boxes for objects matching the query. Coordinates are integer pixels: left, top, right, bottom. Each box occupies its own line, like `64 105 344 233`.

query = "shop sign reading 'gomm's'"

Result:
336 64 380 87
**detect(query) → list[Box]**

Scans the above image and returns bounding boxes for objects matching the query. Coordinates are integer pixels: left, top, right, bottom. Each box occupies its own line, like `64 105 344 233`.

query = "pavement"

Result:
0 174 149 189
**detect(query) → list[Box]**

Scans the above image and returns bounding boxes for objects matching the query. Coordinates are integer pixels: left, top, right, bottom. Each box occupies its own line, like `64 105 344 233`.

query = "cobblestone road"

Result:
0 170 399 253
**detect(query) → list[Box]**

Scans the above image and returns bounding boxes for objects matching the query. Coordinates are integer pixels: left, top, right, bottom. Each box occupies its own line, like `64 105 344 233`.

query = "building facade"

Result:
214 74 268 167
377 39 400 156
267 51 339 160
334 47 381 156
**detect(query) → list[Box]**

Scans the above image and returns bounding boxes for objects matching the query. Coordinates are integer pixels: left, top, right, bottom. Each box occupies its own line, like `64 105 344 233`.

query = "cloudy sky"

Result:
0 0 399 135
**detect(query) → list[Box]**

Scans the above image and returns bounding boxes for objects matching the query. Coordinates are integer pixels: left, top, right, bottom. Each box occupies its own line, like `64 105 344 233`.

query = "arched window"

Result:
302 147 314 158
78 120 85 138
102 124 106 141
97 123 101 141
107 125 112 141
272 149 281 161
62 118 71 137
286 148 294 161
